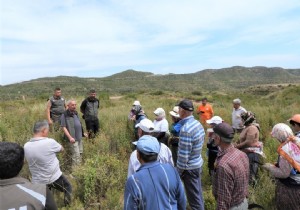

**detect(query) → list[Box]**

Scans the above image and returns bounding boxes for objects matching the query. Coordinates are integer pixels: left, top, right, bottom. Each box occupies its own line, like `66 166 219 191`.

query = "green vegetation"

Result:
1 66 300 101
0 74 300 209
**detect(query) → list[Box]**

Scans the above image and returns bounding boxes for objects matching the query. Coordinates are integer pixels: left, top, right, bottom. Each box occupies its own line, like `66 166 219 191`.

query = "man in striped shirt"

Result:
177 99 205 210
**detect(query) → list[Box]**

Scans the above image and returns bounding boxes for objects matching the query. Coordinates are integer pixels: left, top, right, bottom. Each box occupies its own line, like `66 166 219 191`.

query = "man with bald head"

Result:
61 100 86 171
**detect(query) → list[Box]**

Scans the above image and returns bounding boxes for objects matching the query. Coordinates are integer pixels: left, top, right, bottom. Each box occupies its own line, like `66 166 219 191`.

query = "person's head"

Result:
241 111 256 126
67 100 76 112
33 120 49 137
212 122 234 147
169 106 180 122
132 103 142 115
54 87 62 98
177 99 194 119
135 119 154 138
288 114 300 133
132 100 141 106
201 97 208 105
271 123 294 143
136 135 160 164
206 116 223 128
89 89 96 99
154 108 165 120
233 98 241 109
0 142 24 179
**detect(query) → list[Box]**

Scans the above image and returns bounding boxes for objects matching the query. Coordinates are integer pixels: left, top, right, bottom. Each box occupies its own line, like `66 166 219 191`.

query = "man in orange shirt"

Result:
197 98 214 124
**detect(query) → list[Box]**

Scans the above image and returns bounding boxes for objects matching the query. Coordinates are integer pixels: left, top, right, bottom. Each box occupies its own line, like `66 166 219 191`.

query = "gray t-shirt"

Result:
24 137 62 184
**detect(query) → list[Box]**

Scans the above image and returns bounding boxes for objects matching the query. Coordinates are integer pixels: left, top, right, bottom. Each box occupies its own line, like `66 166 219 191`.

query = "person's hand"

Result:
288 136 296 142
262 163 274 170
69 137 75 144
83 133 88 138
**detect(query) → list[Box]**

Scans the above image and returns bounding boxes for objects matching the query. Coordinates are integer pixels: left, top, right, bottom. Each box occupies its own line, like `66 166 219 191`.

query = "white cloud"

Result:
1 0 300 85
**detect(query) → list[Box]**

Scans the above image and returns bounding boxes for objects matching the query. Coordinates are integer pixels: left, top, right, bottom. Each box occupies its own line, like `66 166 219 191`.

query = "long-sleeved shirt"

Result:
177 115 205 171
127 142 173 178
213 144 249 210
124 162 186 210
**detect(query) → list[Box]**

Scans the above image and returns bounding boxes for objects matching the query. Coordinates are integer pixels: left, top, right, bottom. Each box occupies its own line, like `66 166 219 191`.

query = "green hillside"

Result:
1 66 299 100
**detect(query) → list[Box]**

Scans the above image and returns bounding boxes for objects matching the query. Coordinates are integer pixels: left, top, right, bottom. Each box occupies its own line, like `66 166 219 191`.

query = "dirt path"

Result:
109 96 123 100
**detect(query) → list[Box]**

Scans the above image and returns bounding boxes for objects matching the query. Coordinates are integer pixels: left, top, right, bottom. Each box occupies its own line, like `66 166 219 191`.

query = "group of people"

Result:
125 98 300 210
0 87 101 209
1 92 300 210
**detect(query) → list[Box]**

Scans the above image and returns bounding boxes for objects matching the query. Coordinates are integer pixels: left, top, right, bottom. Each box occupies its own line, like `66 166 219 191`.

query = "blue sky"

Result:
1 0 300 85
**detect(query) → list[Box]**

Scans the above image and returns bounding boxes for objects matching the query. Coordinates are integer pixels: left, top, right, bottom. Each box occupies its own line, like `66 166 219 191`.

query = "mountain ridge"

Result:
1 66 299 100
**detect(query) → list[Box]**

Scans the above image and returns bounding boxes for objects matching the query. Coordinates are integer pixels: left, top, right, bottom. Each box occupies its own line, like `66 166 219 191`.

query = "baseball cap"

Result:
213 122 234 143
133 100 141 106
177 99 194 111
206 116 223 125
169 106 180 118
136 135 160 155
135 119 154 133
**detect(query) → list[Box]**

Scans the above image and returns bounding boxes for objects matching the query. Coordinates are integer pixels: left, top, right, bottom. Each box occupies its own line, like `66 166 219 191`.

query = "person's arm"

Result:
176 131 192 174
263 156 292 179
176 169 186 210
80 99 87 114
210 105 214 117
62 127 75 144
46 100 53 125
45 187 58 210
124 177 139 210
215 167 233 210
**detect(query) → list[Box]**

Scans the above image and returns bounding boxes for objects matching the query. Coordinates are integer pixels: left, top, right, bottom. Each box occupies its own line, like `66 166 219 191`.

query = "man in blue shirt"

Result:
177 99 205 210
124 135 186 210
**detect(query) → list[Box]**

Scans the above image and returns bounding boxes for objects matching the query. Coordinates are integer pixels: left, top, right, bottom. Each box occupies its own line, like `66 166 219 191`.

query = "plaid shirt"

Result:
177 115 205 171
213 144 249 210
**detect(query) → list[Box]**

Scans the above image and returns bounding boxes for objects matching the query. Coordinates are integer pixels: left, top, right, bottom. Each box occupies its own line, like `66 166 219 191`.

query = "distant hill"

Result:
1 66 299 100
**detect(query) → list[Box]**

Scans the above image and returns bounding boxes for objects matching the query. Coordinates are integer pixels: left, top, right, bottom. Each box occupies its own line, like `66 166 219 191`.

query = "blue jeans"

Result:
181 167 204 210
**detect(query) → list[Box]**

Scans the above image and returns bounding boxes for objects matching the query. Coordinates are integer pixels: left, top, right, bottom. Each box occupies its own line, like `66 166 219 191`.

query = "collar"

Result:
179 115 194 125
136 161 160 172
0 177 28 186
66 109 78 117
217 144 235 157
29 137 47 142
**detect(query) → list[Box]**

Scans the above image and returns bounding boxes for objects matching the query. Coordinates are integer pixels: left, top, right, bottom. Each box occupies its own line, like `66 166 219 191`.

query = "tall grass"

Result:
0 86 299 209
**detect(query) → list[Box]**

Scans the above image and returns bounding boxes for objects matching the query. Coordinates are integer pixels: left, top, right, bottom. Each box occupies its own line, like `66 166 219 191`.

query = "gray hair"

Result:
233 98 241 104
66 99 76 106
33 120 49 134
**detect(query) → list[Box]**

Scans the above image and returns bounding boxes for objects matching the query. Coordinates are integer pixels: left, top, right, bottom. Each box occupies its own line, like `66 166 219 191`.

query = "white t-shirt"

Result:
127 142 174 178
232 106 247 129
24 137 62 184
153 118 169 132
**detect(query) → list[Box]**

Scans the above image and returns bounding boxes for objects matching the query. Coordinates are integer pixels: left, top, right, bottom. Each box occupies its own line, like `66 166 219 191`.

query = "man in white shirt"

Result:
232 98 247 133
24 120 72 206
127 118 173 178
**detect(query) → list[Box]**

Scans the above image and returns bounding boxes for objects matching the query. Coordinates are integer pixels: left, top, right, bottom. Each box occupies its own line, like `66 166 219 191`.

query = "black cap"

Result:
177 99 194 111
213 122 234 142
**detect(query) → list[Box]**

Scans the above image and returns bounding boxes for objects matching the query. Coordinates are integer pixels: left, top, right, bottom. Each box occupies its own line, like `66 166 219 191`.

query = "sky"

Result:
1 0 300 85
